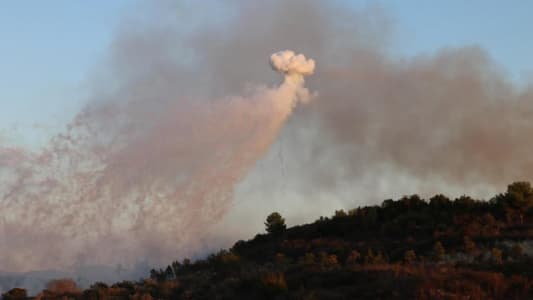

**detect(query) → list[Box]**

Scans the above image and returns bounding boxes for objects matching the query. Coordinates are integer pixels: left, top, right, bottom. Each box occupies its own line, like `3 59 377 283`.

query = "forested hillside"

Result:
5 182 533 299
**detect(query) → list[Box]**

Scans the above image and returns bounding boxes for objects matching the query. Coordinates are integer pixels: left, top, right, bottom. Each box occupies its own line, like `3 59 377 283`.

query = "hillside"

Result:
4 182 533 299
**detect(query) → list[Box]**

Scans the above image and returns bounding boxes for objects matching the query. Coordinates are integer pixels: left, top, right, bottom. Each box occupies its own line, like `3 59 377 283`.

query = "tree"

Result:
275 253 290 266
363 207 378 226
150 269 166 281
495 182 533 223
171 260 181 277
318 252 339 270
364 249 376 265
381 199 395 209
364 249 386 265
463 236 477 255
373 251 388 265
455 195 476 210
507 181 533 200
433 241 445 262
2 288 27 300
165 266 174 280
261 272 287 292
491 248 503 264
511 244 524 259
399 194 425 210
346 250 361 265
265 212 286 235
182 258 191 266
46 279 80 294
334 209 347 218
404 250 416 265
429 194 451 209
299 252 316 266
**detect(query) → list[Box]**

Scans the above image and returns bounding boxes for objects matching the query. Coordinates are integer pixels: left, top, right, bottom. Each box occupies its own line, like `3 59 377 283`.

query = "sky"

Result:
0 1 532 145
0 1 129 144
386 0 533 82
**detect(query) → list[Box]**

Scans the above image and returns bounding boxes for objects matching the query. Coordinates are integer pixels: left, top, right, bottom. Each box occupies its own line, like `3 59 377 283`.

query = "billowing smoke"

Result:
271 51 316 77
0 49 314 272
1 0 533 278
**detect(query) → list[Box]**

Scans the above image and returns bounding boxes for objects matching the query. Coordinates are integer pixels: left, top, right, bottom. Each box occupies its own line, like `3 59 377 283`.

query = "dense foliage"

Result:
5 182 533 299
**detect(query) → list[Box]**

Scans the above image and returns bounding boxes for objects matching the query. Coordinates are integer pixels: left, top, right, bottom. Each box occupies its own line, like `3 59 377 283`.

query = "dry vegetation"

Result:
4 182 533 299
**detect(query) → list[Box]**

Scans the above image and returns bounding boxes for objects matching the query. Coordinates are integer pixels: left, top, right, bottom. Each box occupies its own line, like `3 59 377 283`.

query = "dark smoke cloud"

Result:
0 0 532 276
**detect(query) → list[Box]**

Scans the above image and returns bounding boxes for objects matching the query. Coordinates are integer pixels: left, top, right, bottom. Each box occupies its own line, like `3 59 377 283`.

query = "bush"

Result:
2 288 27 300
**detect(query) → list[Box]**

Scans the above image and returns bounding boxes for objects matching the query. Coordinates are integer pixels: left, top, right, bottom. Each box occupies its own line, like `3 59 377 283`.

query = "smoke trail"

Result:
0 50 314 271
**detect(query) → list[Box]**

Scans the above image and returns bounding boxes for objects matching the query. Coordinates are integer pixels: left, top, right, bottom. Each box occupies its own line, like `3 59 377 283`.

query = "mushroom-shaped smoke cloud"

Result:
270 50 316 105
271 50 316 78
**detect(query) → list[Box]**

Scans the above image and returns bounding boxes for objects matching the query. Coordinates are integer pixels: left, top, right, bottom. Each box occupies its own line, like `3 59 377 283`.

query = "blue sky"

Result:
1 1 532 144
0 1 129 144
385 0 533 81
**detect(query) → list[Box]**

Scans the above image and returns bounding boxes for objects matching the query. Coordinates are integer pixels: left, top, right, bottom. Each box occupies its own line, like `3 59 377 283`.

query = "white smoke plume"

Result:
270 50 316 103
271 50 316 77
0 50 314 272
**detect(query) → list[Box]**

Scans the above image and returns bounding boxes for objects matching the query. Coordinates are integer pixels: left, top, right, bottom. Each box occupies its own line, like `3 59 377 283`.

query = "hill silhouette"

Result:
4 182 533 299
